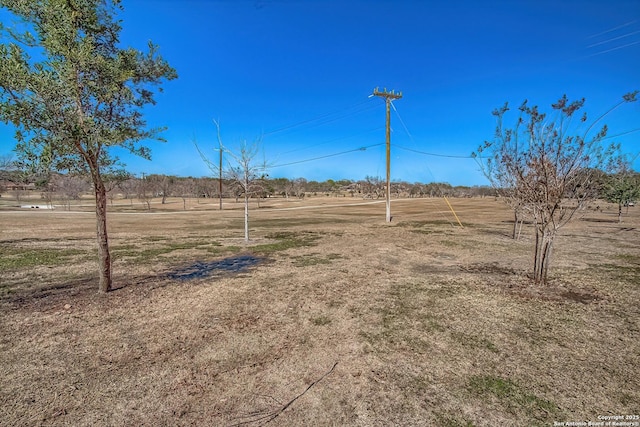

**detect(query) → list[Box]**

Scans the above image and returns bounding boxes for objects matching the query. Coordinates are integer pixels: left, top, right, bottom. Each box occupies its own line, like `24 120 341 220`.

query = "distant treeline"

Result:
2 169 636 204
0 169 498 202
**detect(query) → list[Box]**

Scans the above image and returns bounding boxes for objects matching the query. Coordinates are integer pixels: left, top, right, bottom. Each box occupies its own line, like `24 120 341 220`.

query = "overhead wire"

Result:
587 29 640 48
394 145 474 159
587 20 637 39
602 127 640 141
272 143 384 168
262 95 385 168
584 20 640 57
263 96 478 181
587 40 640 57
262 95 479 170
263 98 378 136
390 101 463 227
390 101 414 141
390 101 474 159
277 126 384 155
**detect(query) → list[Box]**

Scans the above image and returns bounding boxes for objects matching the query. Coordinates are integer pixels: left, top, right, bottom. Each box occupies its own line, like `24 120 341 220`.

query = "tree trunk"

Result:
618 202 623 223
244 192 249 241
517 218 524 241
512 210 518 239
533 226 541 283
533 228 555 285
540 236 554 284
93 177 112 293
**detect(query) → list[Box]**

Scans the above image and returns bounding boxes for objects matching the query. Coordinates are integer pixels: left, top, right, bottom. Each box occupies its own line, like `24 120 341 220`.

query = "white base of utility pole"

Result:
386 195 391 222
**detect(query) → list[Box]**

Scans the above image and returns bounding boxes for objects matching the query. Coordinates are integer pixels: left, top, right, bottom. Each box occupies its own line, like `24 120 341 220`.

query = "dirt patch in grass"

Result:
0 197 638 426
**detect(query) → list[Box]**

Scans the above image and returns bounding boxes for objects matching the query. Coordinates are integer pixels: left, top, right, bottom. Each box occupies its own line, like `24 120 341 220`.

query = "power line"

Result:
272 143 384 168
587 20 637 39
602 127 640 141
587 40 640 57
390 100 414 141
390 101 477 231
389 101 443 187
390 102 481 159
275 126 384 156
263 98 378 136
587 29 640 48
395 145 474 159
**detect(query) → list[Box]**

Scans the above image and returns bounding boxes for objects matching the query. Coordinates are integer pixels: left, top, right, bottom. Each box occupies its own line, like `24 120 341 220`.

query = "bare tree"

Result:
473 135 528 239
196 121 268 241
104 170 129 206
474 93 638 285
11 179 28 202
293 178 307 199
146 174 174 204
118 177 138 206
0 154 17 198
35 172 55 208
225 140 269 241
175 177 196 210
272 177 293 199
54 174 87 210
137 174 153 211
0 154 16 186
0 156 29 201
363 175 384 199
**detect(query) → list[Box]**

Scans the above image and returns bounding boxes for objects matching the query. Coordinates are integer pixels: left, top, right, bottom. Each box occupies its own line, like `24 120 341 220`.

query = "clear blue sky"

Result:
1 0 639 186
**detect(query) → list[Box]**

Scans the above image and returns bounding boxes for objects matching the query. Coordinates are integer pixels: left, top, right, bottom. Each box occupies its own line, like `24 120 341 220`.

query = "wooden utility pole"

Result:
373 87 402 222
214 119 224 210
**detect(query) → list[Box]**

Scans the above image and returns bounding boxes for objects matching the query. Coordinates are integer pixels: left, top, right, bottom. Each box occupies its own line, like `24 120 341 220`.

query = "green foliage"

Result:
604 171 640 208
111 240 231 264
310 315 332 326
0 0 176 291
292 252 342 267
433 413 476 427
0 246 86 270
0 0 177 176
468 375 561 421
252 231 321 254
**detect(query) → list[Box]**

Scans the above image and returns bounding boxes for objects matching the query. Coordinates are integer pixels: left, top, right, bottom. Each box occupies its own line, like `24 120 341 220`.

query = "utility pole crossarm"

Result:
372 87 402 223
373 87 403 101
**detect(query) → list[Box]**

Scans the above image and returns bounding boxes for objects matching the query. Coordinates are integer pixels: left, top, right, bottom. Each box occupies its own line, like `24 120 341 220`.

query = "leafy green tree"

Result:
0 0 177 292
604 163 640 223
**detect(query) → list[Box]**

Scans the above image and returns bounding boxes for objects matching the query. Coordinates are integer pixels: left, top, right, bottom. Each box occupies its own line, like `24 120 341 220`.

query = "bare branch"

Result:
230 362 338 426
475 94 633 284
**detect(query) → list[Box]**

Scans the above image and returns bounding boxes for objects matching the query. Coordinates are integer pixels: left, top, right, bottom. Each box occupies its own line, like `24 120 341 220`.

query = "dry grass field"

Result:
1 195 639 426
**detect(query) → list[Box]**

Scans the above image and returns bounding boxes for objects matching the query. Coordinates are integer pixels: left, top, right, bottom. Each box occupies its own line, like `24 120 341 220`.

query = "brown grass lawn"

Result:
1 196 638 426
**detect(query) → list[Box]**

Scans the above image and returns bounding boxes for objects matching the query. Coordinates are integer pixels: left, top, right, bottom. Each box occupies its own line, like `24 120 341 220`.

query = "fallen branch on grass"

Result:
230 361 339 426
